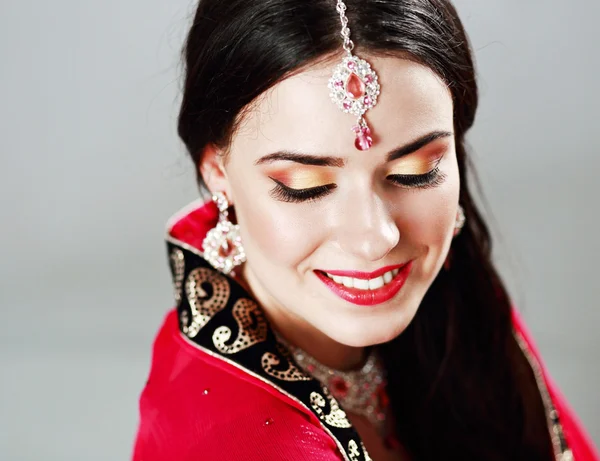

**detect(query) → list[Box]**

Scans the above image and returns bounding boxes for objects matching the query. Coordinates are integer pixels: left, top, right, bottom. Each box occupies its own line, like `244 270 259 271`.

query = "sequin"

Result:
183 267 230 338
310 387 352 429
261 343 312 382
348 440 373 461
169 248 185 306
348 440 360 460
213 298 268 354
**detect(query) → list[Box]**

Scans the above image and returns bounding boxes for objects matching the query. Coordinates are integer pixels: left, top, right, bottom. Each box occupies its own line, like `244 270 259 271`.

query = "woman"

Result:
132 0 598 459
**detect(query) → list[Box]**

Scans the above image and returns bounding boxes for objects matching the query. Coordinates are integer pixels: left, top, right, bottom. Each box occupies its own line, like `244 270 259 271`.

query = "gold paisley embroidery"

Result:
348 440 360 460
213 298 268 354
348 440 372 461
310 387 352 428
261 343 312 382
169 248 185 306
183 267 230 338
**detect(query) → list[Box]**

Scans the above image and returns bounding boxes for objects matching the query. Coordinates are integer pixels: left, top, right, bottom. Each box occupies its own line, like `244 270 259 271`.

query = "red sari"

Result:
132 200 598 461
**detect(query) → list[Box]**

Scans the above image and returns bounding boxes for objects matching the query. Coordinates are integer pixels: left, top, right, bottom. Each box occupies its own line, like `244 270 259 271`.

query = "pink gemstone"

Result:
355 129 373 151
347 61 356 70
345 73 365 99
364 96 372 106
365 74 374 84
334 80 344 88
343 100 352 110
330 377 349 398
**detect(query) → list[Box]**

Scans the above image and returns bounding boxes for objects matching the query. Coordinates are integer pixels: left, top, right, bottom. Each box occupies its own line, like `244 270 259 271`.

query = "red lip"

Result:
314 261 413 306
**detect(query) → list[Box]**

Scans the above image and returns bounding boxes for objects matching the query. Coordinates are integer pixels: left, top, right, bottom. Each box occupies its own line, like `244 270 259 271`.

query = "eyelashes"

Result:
269 177 336 203
386 167 446 189
269 168 446 203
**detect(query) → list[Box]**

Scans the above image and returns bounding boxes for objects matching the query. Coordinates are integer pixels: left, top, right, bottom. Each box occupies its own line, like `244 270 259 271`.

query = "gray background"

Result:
0 0 598 459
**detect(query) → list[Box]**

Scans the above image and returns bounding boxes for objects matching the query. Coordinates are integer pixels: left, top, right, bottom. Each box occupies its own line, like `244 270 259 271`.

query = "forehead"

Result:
231 56 453 157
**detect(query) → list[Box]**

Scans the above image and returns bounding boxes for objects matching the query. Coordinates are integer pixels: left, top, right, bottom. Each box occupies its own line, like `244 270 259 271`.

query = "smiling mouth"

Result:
319 268 400 290
314 262 413 306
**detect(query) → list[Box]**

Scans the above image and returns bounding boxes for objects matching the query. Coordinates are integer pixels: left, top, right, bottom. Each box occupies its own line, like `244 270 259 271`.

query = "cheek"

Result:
231 182 325 270
395 158 460 250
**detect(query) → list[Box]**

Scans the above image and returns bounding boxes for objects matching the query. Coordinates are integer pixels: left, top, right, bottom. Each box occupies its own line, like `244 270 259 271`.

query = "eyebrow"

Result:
386 130 454 162
254 151 345 167
254 130 454 167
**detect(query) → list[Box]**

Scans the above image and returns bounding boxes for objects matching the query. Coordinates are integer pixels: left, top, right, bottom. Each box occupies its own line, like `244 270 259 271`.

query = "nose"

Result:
334 192 400 262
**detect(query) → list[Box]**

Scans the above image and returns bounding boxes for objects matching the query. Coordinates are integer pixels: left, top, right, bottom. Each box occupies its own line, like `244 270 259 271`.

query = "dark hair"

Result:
177 0 554 458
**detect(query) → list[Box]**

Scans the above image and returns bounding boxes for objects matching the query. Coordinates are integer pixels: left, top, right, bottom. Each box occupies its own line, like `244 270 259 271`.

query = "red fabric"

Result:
132 309 599 461
132 201 598 460
132 309 344 461
512 310 599 460
135 201 343 459
168 199 218 251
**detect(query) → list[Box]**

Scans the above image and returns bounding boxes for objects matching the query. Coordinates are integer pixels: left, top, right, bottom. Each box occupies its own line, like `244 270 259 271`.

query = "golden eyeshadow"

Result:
387 152 444 176
267 168 335 189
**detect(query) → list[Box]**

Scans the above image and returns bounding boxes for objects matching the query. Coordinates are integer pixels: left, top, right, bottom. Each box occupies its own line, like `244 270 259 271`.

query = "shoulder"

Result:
132 310 343 461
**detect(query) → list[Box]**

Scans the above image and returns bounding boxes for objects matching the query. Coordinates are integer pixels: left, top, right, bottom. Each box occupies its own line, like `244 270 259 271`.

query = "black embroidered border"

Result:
167 239 370 461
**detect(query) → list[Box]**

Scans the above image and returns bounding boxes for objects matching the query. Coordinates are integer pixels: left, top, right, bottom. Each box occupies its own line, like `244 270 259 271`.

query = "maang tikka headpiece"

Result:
328 0 381 150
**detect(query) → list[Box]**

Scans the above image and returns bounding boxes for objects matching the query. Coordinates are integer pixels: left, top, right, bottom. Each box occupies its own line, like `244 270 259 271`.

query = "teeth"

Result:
323 268 400 291
332 275 344 284
342 276 354 288
368 276 384 290
354 278 369 290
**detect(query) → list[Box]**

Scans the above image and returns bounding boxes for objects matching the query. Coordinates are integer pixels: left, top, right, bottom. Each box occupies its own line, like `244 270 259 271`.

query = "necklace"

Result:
276 334 390 435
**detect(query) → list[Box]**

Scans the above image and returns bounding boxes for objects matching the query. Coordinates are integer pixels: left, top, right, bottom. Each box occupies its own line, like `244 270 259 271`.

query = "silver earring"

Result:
202 192 246 275
444 205 466 270
453 205 466 237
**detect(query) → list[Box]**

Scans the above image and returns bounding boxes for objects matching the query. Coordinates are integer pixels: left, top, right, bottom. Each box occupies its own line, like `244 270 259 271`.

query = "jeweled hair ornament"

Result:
328 0 381 151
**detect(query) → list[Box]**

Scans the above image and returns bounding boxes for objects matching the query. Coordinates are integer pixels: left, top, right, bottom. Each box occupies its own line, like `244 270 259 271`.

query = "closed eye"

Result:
387 167 446 189
268 177 336 203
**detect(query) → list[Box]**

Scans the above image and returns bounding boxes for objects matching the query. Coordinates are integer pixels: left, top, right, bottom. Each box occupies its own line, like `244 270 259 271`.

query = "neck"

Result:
240 264 366 371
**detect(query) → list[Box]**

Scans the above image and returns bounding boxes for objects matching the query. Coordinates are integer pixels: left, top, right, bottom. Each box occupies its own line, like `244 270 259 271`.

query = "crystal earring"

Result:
453 205 466 237
444 205 466 270
201 192 246 275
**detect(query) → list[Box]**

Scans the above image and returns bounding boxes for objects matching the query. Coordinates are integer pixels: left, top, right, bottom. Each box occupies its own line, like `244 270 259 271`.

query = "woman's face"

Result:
207 56 459 348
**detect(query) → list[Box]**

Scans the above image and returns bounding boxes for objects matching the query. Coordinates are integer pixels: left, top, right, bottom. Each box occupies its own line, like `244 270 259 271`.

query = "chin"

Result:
326 308 417 348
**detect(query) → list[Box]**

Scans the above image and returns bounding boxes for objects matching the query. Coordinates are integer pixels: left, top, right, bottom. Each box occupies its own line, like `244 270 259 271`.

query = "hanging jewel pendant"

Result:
353 118 373 151
202 192 246 275
328 54 380 151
